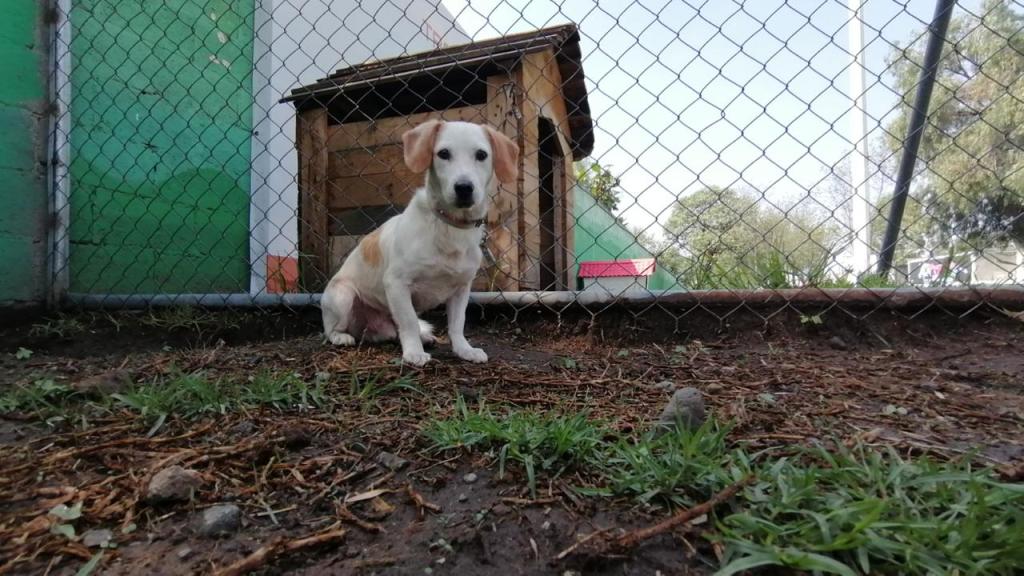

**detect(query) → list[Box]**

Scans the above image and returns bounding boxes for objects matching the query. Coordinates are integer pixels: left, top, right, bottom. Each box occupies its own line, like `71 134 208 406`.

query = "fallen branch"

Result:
612 476 753 550
212 526 346 576
552 476 753 562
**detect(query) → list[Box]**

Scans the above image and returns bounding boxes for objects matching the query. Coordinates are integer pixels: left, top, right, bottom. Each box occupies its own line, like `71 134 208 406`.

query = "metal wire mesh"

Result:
48 0 1024 320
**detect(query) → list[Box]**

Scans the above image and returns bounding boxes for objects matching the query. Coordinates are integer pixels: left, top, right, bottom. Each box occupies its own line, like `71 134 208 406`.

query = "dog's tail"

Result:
418 319 434 341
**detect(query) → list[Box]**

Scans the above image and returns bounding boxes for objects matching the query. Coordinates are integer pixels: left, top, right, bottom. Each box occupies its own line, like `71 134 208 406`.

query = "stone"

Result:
705 382 724 394
175 546 194 560
72 371 132 395
375 451 409 471
651 380 675 391
827 335 849 351
146 466 202 503
462 472 478 484
195 504 241 537
457 493 468 502
82 528 113 548
654 387 706 435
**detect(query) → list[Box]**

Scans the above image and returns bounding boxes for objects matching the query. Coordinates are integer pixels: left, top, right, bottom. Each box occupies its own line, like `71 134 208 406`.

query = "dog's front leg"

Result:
447 284 487 363
384 275 431 366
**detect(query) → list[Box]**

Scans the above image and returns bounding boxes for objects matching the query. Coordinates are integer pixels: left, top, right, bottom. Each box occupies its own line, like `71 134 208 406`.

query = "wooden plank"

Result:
521 50 573 156
563 154 576 289
483 73 523 292
328 205 402 236
326 172 420 210
328 144 404 179
329 236 363 272
522 49 577 289
517 70 544 290
325 105 487 151
297 108 330 291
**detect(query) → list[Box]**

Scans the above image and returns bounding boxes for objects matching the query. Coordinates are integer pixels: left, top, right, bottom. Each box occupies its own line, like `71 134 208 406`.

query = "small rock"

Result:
654 387 706 436
73 370 132 395
230 420 256 436
282 427 312 450
82 528 113 548
827 335 849 351
651 380 675 391
705 382 724 394
457 386 479 401
195 504 241 537
146 466 202 503
462 472 478 484
457 493 468 502
375 451 409 471
175 546 194 560
491 503 510 516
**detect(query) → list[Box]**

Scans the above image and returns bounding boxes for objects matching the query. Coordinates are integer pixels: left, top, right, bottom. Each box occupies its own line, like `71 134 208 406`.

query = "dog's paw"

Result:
455 346 488 363
420 331 438 347
327 331 356 346
402 351 432 367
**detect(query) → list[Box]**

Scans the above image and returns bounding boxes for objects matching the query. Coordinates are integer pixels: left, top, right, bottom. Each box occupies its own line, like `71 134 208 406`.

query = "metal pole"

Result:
848 0 872 278
877 0 956 276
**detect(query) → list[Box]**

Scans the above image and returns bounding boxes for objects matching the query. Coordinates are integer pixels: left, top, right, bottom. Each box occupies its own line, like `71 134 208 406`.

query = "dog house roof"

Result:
578 259 656 279
283 24 593 160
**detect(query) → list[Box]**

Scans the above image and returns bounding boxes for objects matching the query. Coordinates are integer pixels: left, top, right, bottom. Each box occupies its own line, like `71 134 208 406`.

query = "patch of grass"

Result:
593 421 743 507
717 445 1024 575
424 398 603 496
0 378 74 416
138 306 242 333
349 372 422 400
111 371 324 421
425 406 1024 575
29 314 87 339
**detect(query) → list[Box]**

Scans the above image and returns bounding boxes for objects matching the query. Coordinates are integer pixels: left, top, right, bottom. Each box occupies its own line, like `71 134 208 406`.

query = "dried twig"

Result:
335 503 384 533
405 483 440 519
212 525 346 576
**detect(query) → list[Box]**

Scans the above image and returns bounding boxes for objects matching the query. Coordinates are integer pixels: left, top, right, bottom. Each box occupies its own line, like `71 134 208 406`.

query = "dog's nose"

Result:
454 181 474 207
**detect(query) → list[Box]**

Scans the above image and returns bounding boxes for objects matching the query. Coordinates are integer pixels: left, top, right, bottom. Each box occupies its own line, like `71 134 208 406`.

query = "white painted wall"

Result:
249 0 470 293
581 276 649 296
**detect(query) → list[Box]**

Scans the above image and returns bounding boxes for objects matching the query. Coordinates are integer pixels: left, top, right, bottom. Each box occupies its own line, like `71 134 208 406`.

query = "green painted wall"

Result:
0 2 48 304
68 0 254 293
573 185 679 291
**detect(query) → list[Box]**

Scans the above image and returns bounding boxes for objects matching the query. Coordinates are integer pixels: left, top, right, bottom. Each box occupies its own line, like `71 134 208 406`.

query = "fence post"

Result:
876 0 957 276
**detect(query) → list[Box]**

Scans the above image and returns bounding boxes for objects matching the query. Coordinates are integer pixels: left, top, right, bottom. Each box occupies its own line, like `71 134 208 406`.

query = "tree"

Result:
662 187 841 288
575 159 621 213
886 0 1024 246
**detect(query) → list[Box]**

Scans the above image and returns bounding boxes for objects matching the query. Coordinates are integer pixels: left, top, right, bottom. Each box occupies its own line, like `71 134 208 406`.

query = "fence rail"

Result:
48 0 1024 316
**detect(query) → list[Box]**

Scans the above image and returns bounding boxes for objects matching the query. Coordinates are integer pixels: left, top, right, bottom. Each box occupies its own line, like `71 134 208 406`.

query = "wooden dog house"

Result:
283 24 593 292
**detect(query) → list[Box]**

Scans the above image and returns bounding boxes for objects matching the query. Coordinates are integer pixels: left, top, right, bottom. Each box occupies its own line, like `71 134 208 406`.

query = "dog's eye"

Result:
475 150 488 161
437 149 451 160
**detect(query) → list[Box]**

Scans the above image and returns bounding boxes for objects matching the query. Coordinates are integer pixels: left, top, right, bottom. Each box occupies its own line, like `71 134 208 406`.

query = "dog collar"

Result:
436 208 485 230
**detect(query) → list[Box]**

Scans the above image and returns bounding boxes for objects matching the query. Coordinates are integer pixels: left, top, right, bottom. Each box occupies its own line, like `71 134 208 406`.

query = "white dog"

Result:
320 120 519 366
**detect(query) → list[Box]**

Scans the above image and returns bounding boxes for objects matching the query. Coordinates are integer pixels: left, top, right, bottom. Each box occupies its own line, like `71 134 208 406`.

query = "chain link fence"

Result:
48 0 1024 319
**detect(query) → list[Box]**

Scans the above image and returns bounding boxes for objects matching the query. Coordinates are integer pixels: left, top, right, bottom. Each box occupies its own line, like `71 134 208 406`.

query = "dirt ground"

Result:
1 304 1022 575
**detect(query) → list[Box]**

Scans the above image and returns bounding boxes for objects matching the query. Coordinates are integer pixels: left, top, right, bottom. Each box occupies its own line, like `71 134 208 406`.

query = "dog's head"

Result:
402 120 519 212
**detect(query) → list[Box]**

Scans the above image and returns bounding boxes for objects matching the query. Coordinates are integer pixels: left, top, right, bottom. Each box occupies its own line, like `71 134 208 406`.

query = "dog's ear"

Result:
402 120 444 173
484 125 519 184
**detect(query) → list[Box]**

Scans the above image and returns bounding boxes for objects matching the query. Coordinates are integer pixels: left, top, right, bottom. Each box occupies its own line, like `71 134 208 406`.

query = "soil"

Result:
1 305 1022 575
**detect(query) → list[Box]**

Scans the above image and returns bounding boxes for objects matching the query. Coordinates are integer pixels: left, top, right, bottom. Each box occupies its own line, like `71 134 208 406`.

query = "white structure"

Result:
847 0 873 278
249 0 470 293
905 244 1024 286
578 259 656 296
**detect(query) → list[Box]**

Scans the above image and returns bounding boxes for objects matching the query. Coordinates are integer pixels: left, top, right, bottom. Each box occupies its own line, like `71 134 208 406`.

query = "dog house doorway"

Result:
538 117 566 290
